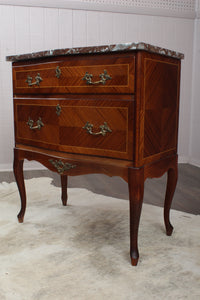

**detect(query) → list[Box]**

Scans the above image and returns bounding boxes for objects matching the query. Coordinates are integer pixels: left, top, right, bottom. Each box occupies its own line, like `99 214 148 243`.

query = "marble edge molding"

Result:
6 42 184 62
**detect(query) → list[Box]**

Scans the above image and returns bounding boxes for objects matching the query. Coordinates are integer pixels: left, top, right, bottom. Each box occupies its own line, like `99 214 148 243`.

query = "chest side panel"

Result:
135 52 181 166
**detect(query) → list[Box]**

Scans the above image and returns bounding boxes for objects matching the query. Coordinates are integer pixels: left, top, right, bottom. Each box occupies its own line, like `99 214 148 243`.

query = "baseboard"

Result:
178 155 200 168
188 158 200 168
178 155 189 164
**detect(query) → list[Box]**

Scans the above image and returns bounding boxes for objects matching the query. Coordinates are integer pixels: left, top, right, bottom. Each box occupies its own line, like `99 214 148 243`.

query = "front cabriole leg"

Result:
13 149 26 223
128 167 144 266
164 159 178 236
61 175 68 206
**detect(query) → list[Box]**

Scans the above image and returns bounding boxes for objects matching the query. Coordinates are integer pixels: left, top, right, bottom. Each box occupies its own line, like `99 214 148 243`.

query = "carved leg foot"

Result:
61 175 68 206
13 151 26 223
131 250 140 266
164 161 178 236
128 167 144 266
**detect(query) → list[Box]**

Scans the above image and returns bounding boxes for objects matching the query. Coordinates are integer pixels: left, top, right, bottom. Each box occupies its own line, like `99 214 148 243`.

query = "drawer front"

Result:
14 99 134 160
15 102 60 146
13 54 135 95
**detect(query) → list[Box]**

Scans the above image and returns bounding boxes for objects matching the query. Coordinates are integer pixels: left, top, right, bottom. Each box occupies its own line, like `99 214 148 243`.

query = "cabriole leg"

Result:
61 175 68 206
128 167 144 266
164 163 178 236
13 151 26 223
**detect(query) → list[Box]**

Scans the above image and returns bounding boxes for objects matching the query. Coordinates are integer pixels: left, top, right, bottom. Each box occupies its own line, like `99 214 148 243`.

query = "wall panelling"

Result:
0 2 199 170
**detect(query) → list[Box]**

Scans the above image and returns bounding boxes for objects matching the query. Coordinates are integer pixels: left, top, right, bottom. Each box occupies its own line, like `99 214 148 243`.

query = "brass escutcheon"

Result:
55 66 61 78
56 104 61 116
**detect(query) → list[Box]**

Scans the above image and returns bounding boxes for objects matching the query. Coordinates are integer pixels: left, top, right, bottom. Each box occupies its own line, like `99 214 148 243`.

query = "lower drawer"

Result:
14 98 134 160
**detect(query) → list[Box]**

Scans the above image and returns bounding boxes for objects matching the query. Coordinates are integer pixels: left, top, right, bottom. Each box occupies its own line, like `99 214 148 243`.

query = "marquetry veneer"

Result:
7 42 183 266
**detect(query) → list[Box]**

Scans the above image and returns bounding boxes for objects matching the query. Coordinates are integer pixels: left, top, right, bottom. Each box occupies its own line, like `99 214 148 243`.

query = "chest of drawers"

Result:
7 42 183 266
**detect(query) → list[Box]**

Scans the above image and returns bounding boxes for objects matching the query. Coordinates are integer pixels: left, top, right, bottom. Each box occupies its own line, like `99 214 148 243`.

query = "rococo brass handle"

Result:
27 117 44 130
26 73 43 87
49 159 76 174
82 70 112 85
82 121 112 136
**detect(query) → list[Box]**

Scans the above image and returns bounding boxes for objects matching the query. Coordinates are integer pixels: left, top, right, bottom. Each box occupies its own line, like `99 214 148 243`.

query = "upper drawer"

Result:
12 54 135 95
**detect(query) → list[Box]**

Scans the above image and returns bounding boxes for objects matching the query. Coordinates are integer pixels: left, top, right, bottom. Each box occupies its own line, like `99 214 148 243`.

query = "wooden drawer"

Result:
14 98 134 160
15 102 60 146
13 54 135 95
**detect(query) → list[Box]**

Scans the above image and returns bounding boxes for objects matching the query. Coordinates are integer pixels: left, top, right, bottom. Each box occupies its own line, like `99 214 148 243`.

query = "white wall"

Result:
0 2 199 171
189 5 200 167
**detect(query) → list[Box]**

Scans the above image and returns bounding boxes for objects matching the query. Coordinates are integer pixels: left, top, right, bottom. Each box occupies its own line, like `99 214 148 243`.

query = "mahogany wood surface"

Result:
14 98 134 160
13 151 26 223
134 52 180 167
11 48 182 266
61 175 68 206
128 167 144 266
13 53 135 95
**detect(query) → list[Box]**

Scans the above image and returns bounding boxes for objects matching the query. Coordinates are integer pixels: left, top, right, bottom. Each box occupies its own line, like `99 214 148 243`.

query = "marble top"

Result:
6 42 184 62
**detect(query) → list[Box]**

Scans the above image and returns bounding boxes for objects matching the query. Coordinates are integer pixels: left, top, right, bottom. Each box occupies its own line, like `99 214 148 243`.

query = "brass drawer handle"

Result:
49 159 76 174
82 121 112 136
55 66 61 78
82 70 111 85
26 73 43 87
27 117 44 130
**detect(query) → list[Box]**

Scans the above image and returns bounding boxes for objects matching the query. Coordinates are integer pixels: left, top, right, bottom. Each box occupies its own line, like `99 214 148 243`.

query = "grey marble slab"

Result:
6 42 184 62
